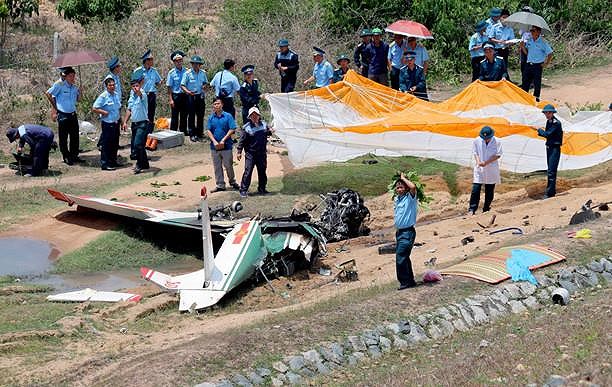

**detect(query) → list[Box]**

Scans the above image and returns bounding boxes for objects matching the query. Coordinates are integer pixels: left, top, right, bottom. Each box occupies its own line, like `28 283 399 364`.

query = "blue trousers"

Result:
240 151 267 194
390 67 401 90
30 138 52 176
146 92 156 133
521 63 543 99
469 183 495 213
395 226 416 287
186 94 205 137
131 121 149 170
546 145 561 197
170 93 188 134
100 121 119 169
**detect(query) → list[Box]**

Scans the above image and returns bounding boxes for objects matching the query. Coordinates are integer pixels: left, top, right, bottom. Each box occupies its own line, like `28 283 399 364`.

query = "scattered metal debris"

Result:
569 200 601 225
423 257 437 267
314 188 370 242
477 214 497 229
378 243 396 255
335 259 358 282
461 236 475 245
489 227 524 235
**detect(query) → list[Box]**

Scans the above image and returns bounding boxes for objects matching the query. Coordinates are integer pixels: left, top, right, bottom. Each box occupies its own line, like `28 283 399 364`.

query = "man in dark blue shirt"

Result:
353 29 372 77
236 107 272 197
6 124 54 177
207 97 239 192
479 43 508 82
274 39 299 92
365 28 389 86
239 65 261 125
537 104 563 198
399 51 428 100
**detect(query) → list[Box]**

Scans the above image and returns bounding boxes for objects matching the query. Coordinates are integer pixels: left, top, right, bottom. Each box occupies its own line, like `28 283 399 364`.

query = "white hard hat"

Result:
248 106 261 117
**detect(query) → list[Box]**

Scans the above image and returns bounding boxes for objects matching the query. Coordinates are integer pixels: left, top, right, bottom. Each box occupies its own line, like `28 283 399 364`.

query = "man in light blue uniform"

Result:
469 20 489 81
485 7 502 38
166 50 187 134
393 172 418 290
181 55 209 142
106 56 122 101
520 26 553 101
405 37 430 74
122 69 149 174
210 59 241 118
387 34 408 90
45 66 81 165
92 76 122 170
135 49 162 133
490 9 516 79
303 47 334 88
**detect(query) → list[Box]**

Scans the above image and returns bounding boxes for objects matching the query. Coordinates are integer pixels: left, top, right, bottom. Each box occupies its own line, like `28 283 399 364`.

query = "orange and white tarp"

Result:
268 70 611 172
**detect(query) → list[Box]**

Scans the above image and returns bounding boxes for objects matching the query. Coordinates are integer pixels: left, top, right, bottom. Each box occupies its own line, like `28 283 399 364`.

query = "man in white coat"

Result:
469 126 502 215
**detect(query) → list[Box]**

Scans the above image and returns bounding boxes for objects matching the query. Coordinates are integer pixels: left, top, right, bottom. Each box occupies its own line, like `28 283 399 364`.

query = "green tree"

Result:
1 0 39 51
56 0 141 26
319 0 407 32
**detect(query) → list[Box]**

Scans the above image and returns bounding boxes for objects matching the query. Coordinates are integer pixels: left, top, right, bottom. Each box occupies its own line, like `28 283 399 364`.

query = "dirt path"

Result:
544 63 612 108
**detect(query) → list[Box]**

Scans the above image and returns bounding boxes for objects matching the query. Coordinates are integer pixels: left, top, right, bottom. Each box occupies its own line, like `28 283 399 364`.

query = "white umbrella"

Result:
505 12 552 34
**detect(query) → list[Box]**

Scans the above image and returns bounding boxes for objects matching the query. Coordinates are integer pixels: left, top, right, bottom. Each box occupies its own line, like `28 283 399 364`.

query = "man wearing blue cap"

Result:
122 70 150 174
479 43 508 82
537 104 563 198
303 47 334 88
387 34 409 90
485 7 502 38
353 29 372 77
490 9 516 78
469 21 489 81
6 124 54 177
469 126 502 215
211 59 241 118
238 65 261 125
135 49 162 133
520 26 553 101
365 28 389 85
274 39 299 92
92 76 121 170
166 50 188 134
181 55 208 142
332 55 351 83
399 51 428 101
405 37 429 75
44 66 82 165
106 56 123 102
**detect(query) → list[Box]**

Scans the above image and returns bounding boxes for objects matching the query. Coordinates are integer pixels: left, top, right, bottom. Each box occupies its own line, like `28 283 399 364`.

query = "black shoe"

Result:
101 166 116 171
398 282 417 291
133 167 142 174
190 136 198 142
63 158 73 166
230 182 240 190
73 157 85 163
210 187 226 193
257 189 270 195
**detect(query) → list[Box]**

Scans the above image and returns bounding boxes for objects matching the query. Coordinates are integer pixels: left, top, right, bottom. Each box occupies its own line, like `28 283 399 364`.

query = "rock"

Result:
523 296 541 310
387 323 400 334
287 356 305 372
346 335 366 352
502 283 523 299
446 304 460 317
353 351 367 362
319 343 344 365
416 314 430 326
479 339 489 348
437 319 454 337
302 350 322 367
490 289 509 305
393 335 408 350
518 282 537 296
271 377 284 386
456 304 476 327
508 300 527 314
464 297 482 306
435 306 453 320
405 322 429 344
534 274 556 287
272 361 288 374
452 319 469 332
194 383 216 387
247 372 265 385
256 368 271 378
233 373 253 386
586 261 604 273
574 271 599 287
314 362 331 375
379 336 392 352
285 372 302 385
215 380 233 387
297 367 316 378
536 288 551 303
469 305 489 324
484 298 507 320
602 271 612 284
427 323 445 340
544 374 567 387
362 329 380 346
397 320 411 334
600 257 612 272
368 345 382 358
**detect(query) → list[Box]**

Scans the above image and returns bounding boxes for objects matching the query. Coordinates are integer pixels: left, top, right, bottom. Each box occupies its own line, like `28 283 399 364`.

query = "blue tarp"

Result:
506 248 552 285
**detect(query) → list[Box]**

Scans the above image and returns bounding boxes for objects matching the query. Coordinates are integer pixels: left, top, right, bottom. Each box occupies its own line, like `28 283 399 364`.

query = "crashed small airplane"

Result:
48 188 326 311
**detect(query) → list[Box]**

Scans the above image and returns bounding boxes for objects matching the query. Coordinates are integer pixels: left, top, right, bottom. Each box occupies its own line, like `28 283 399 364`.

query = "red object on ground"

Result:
385 20 434 39
53 50 105 68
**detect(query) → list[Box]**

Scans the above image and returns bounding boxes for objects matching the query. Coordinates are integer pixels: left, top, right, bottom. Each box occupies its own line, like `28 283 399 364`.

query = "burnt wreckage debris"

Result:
314 188 371 242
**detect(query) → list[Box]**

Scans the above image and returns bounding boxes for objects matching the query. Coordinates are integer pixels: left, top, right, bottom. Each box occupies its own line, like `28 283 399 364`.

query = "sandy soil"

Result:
544 64 612 108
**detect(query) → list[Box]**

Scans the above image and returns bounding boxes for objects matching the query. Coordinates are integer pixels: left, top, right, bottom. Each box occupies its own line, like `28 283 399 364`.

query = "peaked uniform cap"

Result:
190 55 204 64
336 55 350 64
278 39 289 47
141 49 153 62
107 56 120 70
171 50 185 61
360 29 372 37
241 65 255 73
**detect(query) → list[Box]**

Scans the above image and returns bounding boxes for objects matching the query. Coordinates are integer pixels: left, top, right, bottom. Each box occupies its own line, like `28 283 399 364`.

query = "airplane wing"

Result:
47 288 142 303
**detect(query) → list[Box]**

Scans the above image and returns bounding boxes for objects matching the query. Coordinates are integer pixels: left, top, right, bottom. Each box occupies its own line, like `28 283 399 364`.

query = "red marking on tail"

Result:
127 294 142 302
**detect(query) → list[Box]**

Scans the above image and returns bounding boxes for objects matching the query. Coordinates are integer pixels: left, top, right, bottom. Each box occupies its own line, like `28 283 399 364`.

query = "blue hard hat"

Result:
490 7 502 17
360 28 372 37
542 104 557 113
130 68 144 83
475 20 487 32
278 39 289 47
479 126 494 140
336 54 350 64
190 55 204 64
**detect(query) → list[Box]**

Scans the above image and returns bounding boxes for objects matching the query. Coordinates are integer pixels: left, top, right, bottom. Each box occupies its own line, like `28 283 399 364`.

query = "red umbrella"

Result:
53 50 105 68
385 20 434 39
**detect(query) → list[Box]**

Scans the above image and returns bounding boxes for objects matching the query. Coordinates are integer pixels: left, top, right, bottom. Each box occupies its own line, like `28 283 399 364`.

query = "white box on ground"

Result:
147 130 185 149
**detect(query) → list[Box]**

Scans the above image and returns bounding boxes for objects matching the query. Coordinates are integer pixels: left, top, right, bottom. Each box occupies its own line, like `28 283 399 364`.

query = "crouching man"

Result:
6 124 54 177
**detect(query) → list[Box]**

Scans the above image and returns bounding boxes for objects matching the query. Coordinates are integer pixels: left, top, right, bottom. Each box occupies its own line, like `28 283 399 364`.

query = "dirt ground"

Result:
0 65 610 385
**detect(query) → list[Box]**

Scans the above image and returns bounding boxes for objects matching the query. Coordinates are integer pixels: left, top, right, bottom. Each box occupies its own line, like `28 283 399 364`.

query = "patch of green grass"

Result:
281 155 461 197
0 293 74 335
53 225 200 273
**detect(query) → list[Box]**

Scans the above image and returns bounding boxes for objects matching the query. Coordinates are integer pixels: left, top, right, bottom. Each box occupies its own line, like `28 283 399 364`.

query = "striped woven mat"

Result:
440 244 566 284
